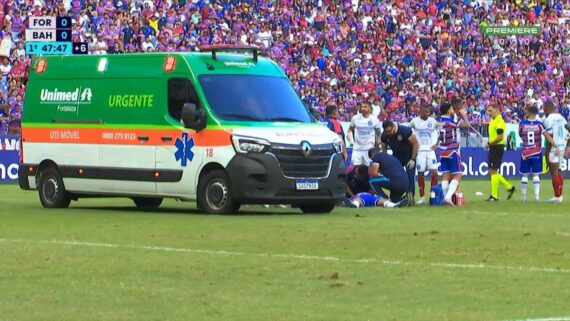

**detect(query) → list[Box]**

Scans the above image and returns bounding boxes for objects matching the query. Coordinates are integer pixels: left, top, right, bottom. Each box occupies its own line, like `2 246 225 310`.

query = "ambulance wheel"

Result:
132 197 163 209
197 170 240 214
299 202 335 214
38 167 71 209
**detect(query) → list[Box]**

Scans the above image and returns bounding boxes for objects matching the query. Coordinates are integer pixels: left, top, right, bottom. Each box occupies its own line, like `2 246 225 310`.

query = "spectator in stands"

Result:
4 0 570 135
0 58 11 91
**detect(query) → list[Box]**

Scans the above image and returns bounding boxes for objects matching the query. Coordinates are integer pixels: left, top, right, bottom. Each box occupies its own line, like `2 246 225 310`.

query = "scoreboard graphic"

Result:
25 16 88 55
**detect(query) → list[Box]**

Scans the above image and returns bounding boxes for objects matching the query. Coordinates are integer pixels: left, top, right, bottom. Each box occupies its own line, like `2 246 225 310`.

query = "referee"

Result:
485 105 515 201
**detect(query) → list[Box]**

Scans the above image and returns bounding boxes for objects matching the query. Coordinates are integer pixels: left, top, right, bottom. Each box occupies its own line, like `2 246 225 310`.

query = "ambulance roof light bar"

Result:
199 45 261 62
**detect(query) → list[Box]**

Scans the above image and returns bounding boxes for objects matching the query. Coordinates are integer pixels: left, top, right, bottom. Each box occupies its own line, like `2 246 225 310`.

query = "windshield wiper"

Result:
217 113 264 121
264 117 304 122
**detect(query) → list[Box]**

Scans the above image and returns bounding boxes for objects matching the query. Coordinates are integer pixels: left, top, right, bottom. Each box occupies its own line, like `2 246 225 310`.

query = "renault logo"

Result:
301 141 312 158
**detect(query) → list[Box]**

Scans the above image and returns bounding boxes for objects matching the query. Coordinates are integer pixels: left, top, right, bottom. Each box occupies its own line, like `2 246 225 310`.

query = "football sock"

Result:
431 175 438 187
559 174 564 196
533 175 540 201
418 175 425 197
521 176 528 201
498 174 513 190
442 180 449 196
491 174 499 199
553 175 562 197
445 179 459 201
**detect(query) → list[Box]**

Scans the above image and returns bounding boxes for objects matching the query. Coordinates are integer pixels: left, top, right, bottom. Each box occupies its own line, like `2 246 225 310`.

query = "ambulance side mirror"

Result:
181 103 206 132
309 107 320 120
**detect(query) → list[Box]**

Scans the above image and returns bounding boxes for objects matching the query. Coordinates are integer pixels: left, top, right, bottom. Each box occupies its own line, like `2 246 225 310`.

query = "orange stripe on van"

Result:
21 127 232 147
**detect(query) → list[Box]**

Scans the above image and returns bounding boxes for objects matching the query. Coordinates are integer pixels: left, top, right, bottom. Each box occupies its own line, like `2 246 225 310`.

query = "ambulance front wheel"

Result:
38 167 72 209
299 202 335 214
197 169 240 214
132 197 163 209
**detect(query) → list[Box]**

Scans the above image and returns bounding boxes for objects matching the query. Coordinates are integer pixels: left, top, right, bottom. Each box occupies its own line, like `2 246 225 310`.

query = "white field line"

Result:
1 238 570 275
464 210 563 217
504 317 570 321
555 232 570 237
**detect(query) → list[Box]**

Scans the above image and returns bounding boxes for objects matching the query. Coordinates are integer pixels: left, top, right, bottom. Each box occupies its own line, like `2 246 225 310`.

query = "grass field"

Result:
1 180 569 321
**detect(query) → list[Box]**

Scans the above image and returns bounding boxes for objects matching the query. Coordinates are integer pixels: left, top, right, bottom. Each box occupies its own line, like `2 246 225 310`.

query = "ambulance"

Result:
19 46 346 214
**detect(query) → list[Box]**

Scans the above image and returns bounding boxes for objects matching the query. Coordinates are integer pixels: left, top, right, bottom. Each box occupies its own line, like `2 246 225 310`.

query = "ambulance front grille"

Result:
268 144 335 178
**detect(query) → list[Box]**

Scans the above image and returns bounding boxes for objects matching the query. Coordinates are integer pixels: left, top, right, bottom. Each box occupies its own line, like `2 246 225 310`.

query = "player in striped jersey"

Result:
543 101 570 202
518 106 557 202
438 102 462 206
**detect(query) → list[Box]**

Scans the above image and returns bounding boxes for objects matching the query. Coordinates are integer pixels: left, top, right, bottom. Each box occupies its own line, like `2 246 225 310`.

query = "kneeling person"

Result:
345 164 370 197
349 192 408 208
368 148 410 204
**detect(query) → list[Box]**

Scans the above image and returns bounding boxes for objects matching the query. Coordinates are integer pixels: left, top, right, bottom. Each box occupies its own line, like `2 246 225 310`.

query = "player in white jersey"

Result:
348 101 382 166
543 101 570 202
409 104 439 204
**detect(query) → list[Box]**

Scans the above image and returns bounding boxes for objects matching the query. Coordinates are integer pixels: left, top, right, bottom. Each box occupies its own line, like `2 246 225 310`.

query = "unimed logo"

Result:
40 88 93 103
482 26 540 36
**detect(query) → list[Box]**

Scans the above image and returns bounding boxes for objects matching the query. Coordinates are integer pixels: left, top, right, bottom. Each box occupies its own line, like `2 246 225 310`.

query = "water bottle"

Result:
455 192 464 206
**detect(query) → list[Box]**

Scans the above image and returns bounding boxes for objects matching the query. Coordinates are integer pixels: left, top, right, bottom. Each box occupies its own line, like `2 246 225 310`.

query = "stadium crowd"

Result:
1 0 570 134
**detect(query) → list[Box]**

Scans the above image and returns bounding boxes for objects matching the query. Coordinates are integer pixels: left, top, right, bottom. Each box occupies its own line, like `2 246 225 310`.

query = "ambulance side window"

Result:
167 78 200 121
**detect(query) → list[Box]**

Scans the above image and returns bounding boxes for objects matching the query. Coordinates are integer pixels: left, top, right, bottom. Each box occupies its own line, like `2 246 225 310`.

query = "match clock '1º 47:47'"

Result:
25 42 88 55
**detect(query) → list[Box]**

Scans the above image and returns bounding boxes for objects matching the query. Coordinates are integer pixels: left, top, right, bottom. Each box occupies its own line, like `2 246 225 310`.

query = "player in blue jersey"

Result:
347 192 408 208
438 102 462 206
519 106 557 202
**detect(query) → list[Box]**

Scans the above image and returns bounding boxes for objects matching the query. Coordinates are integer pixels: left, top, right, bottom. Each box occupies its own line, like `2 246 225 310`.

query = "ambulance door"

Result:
155 78 204 197
98 79 157 194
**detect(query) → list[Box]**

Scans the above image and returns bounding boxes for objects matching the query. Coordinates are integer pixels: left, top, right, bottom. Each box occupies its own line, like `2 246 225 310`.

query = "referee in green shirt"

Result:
485 105 515 201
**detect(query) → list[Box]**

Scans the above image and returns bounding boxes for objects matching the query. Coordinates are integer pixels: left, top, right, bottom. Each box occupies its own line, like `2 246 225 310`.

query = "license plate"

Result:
296 180 319 190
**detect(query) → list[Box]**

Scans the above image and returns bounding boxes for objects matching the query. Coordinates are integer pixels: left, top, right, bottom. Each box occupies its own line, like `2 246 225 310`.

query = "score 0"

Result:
56 17 72 29
56 17 72 42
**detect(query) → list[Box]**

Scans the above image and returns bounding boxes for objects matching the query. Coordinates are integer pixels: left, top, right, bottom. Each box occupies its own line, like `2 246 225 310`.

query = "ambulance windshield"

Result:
199 75 313 123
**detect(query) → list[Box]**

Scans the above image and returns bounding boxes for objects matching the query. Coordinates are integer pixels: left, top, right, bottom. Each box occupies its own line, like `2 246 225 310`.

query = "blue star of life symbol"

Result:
174 132 194 167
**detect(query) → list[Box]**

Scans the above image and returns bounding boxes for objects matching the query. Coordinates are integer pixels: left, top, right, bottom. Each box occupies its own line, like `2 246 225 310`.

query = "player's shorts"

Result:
351 150 372 166
417 150 438 172
353 192 382 207
488 145 505 170
439 153 462 174
520 156 543 175
548 145 565 164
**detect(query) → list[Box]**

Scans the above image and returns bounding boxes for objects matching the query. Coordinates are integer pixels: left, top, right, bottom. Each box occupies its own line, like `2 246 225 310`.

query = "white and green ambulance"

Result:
19 46 346 214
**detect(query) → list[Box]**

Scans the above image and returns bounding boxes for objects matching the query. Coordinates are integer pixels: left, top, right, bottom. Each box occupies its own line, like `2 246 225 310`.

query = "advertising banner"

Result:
2 132 568 181
0 135 20 182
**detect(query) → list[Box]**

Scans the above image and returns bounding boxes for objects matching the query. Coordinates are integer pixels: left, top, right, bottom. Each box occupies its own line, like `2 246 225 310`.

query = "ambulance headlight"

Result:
231 135 270 154
333 139 342 153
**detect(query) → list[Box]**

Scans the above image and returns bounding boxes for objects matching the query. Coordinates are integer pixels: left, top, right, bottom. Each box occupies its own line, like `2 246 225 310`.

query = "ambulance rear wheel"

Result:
299 202 335 214
132 197 163 209
197 170 240 214
38 167 71 209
